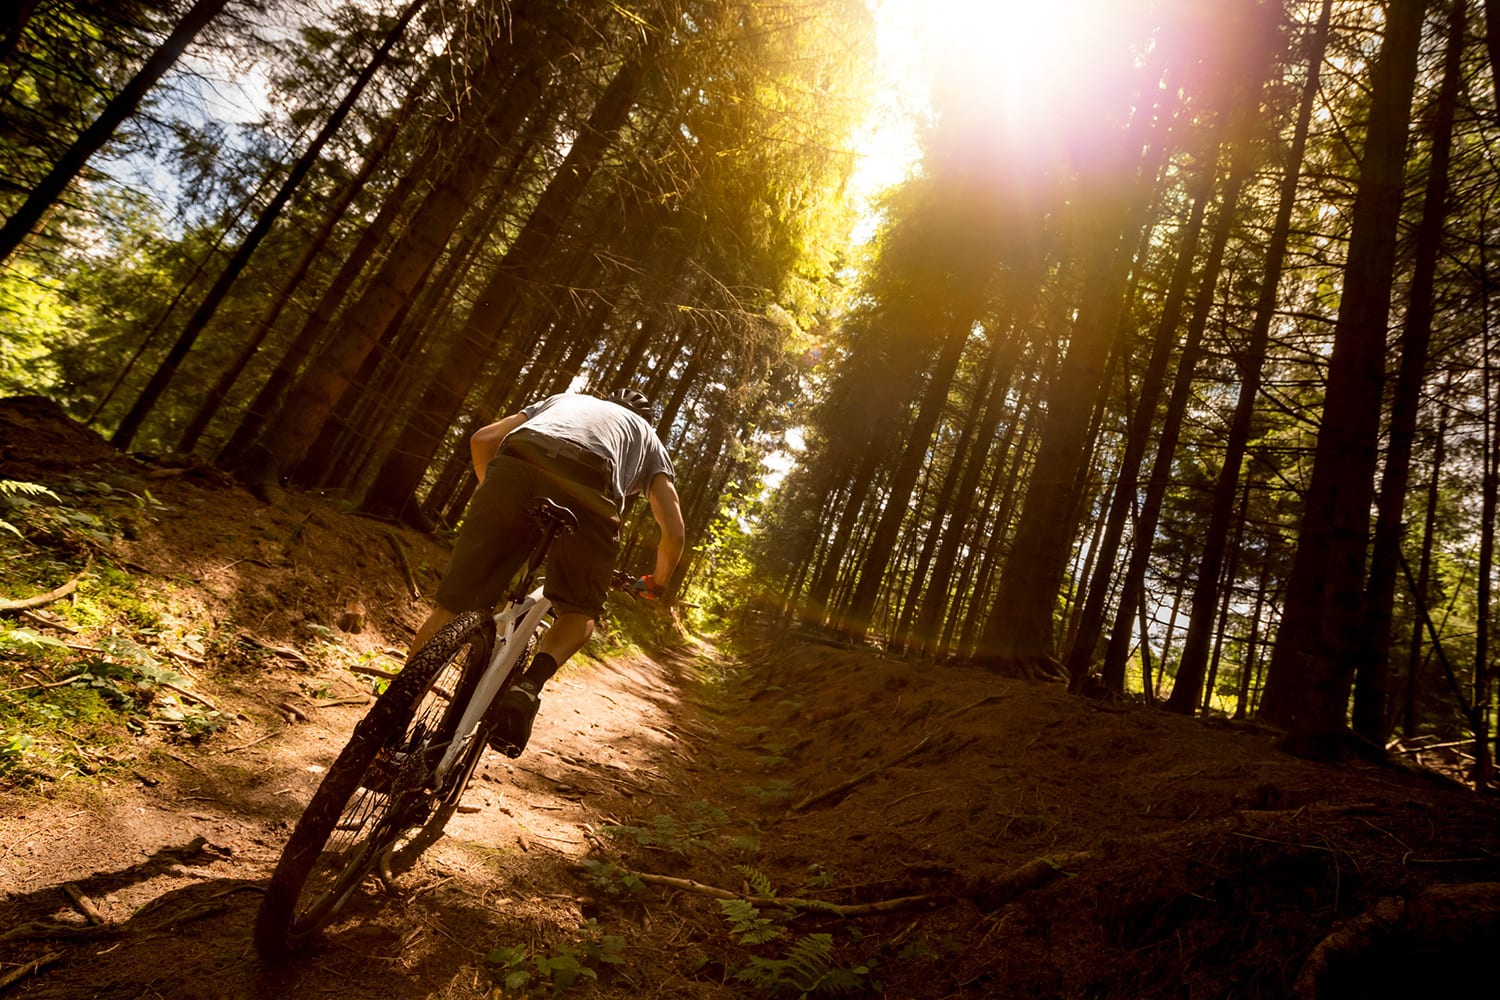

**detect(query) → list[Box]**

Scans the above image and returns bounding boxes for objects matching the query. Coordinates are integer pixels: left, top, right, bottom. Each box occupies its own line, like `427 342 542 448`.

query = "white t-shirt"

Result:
518 393 675 510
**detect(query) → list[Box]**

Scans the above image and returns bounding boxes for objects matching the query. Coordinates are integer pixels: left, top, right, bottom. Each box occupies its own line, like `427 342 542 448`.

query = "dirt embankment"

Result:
2 395 1500 999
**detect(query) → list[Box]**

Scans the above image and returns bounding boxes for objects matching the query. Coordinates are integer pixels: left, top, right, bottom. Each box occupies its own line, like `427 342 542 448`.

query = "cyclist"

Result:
407 388 685 756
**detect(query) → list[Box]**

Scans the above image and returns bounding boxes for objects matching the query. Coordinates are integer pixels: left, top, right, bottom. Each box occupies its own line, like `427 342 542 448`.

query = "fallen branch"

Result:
0 950 63 991
350 662 401 682
237 632 313 667
607 870 947 917
63 884 106 925
17 609 78 634
941 694 1007 721
220 729 283 754
385 530 420 599
0 920 121 943
0 672 88 698
967 855 1082 911
161 681 218 711
792 734 938 812
1292 883 1500 999
0 560 90 612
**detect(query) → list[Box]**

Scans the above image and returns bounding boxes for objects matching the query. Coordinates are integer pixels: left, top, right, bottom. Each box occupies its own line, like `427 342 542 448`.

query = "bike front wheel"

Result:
253 610 493 960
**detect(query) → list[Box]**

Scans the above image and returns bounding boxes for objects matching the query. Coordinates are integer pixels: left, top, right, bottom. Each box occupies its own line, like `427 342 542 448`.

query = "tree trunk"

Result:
1405 396 1448 738
109 0 426 449
844 300 982 641
1101 139 1254 692
176 70 428 454
1169 0 1330 713
359 45 655 520
1061 146 1217 685
237 25 559 487
1261 0 1426 756
977 126 1164 671
215 93 465 465
0 0 231 265
1352 0 1462 744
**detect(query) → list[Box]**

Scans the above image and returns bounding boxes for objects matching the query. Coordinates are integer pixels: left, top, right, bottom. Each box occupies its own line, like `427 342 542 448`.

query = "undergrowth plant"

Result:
714 866 878 997
486 919 625 997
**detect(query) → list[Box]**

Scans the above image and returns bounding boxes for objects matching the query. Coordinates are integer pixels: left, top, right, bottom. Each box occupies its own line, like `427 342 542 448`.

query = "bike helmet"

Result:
606 387 653 419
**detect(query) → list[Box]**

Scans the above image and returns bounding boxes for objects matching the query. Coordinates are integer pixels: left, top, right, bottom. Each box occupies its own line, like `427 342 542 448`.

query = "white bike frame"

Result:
430 587 552 782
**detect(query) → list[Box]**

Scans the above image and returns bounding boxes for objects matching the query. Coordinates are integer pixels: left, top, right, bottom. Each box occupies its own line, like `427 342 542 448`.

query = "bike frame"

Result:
429 587 551 782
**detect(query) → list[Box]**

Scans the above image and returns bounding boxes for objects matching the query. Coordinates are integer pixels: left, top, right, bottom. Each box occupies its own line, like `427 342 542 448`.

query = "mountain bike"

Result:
254 497 626 959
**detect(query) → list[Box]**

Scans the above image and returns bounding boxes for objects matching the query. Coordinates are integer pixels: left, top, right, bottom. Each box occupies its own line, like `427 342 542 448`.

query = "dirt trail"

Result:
4 396 1500 998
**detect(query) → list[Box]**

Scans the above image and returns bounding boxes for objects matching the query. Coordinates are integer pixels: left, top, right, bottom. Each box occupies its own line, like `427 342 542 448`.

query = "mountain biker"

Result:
407 388 685 756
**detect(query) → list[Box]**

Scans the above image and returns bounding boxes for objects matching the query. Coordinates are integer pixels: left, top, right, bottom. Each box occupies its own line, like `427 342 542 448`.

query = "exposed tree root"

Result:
1292 882 1500 999
791 734 940 811
586 854 1085 920
0 559 90 612
0 950 63 991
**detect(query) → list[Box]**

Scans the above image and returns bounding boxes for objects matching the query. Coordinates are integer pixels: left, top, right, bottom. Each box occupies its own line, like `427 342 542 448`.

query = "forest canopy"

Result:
3 0 1499 779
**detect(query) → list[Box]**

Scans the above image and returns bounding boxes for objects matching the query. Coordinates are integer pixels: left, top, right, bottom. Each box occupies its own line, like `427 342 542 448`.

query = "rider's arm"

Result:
646 472 686 588
470 412 528 482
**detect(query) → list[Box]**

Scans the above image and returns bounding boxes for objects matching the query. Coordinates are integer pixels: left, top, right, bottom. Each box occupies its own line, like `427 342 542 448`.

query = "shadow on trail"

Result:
0 852 540 999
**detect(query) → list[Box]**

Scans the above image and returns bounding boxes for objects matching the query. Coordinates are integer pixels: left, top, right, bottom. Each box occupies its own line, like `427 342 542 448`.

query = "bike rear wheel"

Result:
253 610 493 960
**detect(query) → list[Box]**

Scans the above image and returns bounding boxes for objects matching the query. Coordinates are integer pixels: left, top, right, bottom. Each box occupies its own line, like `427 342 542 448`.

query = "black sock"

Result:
521 652 559 688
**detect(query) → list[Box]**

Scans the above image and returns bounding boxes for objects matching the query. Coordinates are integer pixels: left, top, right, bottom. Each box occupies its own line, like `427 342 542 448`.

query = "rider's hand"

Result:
632 574 665 600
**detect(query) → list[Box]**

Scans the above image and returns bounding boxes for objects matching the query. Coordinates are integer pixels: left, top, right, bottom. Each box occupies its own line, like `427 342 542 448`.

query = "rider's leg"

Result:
527 612 595 682
407 605 457 661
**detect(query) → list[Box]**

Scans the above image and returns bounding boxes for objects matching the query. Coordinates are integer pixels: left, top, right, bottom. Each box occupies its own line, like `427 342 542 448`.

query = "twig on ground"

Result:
601 869 946 917
792 734 938 812
237 632 313 667
161 681 218 711
385 530 420 599
62 885 106 925
221 729 283 754
18 608 78 634
0 950 64 990
0 672 88 698
941 694 1007 721
350 663 401 682
0 559 91 613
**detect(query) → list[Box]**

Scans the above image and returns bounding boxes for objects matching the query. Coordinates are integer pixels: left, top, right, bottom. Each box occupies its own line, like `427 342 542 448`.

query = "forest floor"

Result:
2 394 1500 1000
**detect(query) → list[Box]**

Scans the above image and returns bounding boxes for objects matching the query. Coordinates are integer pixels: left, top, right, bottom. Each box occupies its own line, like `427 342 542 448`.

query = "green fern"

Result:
0 479 59 538
0 480 59 500
717 898 784 945
736 863 777 898
731 931 877 996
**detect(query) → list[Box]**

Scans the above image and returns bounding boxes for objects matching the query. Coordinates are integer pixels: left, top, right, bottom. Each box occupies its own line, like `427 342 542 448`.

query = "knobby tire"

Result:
391 610 550 867
253 610 493 960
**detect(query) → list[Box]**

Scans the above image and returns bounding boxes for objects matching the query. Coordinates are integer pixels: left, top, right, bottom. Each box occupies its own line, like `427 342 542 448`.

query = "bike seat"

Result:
527 498 579 533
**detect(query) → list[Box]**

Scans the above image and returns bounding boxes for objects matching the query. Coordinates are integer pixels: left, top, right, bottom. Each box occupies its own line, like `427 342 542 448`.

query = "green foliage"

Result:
743 779 797 802
579 859 645 898
707 867 876 997
734 932 876 997
486 920 625 997
719 897 785 945
0 264 72 396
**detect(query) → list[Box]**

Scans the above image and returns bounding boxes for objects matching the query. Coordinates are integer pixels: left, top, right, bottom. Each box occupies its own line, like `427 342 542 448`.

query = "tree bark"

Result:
1169 0 1330 713
1100 138 1254 692
109 0 426 449
1352 0 1462 744
359 45 655 520
1063 141 1219 687
1261 0 1426 755
0 0 231 266
237 24 559 487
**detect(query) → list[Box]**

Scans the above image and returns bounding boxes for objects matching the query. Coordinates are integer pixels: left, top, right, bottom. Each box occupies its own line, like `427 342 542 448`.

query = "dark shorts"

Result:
435 452 621 618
